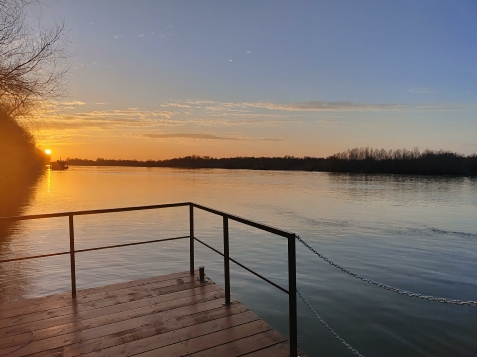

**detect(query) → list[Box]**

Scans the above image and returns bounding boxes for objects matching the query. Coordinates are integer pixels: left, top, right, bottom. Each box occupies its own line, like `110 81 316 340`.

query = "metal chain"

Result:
297 289 364 357
295 235 477 307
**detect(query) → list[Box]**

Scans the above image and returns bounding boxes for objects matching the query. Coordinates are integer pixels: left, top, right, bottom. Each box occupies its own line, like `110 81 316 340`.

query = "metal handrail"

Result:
0 236 190 263
192 203 295 238
0 202 298 357
191 202 297 356
194 236 289 294
0 202 191 221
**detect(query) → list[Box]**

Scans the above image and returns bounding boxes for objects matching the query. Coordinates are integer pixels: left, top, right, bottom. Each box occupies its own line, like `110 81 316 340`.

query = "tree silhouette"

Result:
0 0 70 118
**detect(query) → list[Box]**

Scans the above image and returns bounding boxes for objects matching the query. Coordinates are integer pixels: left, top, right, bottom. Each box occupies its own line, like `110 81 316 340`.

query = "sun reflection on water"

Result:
47 167 51 193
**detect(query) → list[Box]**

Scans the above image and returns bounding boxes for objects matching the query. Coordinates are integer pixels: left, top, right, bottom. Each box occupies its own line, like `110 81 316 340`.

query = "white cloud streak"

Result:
139 133 284 142
165 99 469 113
141 133 237 140
35 99 474 145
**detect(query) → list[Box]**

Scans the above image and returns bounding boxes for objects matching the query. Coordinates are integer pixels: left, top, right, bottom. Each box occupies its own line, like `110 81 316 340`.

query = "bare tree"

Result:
0 0 69 118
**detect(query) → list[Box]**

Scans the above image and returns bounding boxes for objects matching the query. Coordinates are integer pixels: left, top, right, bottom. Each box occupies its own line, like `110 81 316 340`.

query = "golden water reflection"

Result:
47 166 51 193
0 169 44 302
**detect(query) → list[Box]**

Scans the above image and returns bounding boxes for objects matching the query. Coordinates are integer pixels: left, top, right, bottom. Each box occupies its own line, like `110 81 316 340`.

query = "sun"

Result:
45 149 51 155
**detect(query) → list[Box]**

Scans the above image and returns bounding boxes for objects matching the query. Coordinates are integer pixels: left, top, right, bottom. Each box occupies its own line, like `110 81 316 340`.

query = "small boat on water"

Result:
50 159 69 170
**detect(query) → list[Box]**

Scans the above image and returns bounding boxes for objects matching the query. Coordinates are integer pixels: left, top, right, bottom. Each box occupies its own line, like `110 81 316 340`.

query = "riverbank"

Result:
0 110 47 219
66 151 477 176
0 111 47 175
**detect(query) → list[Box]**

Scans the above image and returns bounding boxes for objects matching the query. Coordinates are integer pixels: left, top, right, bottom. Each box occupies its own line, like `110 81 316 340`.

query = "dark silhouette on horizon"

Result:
66 147 477 176
0 109 47 235
0 0 68 222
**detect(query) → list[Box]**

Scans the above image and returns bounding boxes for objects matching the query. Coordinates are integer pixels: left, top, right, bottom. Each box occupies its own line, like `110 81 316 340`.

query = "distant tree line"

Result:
66 148 477 176
328 148 477 175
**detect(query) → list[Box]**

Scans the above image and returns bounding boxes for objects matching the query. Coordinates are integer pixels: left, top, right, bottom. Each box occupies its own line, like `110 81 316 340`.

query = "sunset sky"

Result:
34 1 477 160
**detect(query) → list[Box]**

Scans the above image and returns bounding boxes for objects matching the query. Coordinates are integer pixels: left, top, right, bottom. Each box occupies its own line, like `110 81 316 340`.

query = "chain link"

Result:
297 289 364 357
295 235 477 307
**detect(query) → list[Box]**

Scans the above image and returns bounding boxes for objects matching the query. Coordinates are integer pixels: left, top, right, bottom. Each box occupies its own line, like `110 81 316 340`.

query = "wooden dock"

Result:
0 270 307 356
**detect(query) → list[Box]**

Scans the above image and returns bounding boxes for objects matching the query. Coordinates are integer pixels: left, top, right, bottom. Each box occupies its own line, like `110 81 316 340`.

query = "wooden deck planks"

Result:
0 271 192 315
0 279 218 344
0 271 308 357
0 277 218 327
185 330 287 357
0 290 227 354
83 312 265 357
134 320 276 357
0 279 215 331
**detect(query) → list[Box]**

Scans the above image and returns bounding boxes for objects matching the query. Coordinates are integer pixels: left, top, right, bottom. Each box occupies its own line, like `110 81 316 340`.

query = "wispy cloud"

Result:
141 133 237 141
196 100 450 112
169 99 463 113
62 101 86 107
243 101 409 112
161 103 190 108
37 108 181 136
70 108 176 121
257 138 284 142
34 99 474 146
49 104 297 128
140 133 285 142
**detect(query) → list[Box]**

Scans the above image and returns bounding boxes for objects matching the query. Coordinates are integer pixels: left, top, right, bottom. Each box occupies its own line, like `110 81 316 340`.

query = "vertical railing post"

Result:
189 204 194 275
223 216 231 305
69 215 77 299
199 266 205 282
288 233 297 357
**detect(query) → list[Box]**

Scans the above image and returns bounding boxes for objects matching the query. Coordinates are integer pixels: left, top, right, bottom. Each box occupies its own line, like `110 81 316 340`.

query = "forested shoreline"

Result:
0 111 47 175
0 110 47 221
0 0 67 220
67 148 477 176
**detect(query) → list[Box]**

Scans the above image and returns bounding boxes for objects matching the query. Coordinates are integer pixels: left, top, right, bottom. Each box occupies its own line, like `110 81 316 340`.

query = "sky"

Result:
33 1 477 160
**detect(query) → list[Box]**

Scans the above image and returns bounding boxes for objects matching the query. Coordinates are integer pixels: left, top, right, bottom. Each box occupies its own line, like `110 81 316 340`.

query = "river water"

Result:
0 166 476 357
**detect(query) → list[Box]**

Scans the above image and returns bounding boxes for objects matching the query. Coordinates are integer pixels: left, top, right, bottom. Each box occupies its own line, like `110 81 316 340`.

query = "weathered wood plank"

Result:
135 319 274 357
0 278 211 338
0 290 226 355
0 272 306 357
0 286 223 349
1 281 220 328
186 329 287 357
79 310 261 357
0 271 197 319
37 297 230 344
0 270 193 312
34 305 253 357
240 341 294 356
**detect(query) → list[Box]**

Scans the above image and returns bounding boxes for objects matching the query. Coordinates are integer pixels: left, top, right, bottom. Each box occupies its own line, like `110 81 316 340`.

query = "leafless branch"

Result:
0 0 70 119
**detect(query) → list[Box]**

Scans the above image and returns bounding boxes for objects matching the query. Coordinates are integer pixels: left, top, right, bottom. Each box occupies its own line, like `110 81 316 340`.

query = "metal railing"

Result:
0 202 298 357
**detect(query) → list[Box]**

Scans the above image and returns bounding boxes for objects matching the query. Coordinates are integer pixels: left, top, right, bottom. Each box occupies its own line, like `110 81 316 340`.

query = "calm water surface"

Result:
1 166 476 357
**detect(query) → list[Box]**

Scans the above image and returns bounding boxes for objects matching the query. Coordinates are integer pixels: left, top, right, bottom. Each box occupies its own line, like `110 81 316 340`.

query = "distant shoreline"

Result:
66 151 477 176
